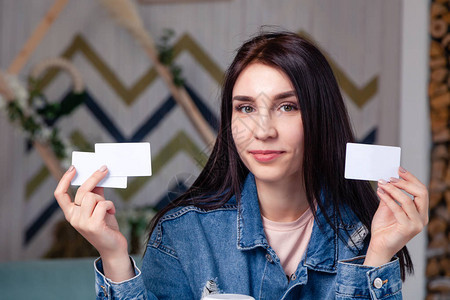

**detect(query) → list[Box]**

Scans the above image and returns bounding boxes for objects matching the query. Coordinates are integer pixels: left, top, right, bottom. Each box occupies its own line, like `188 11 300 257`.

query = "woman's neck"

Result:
255 173 309 222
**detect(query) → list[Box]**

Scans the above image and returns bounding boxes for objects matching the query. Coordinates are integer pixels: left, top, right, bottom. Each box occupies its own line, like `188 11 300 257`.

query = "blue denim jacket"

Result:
95 173 402 299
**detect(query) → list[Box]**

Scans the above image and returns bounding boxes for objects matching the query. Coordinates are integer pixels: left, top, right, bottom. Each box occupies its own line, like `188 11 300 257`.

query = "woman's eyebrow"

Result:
232 91 296 102
232 95 254 102
273 90 296 100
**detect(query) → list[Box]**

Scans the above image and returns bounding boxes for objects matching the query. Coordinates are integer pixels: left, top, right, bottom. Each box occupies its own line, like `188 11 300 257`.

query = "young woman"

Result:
54 31 429 299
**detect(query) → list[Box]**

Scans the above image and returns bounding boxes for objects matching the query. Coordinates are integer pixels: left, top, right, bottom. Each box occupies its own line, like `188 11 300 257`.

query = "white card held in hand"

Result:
344 143 401 182
71 151 127 188
95 142 152 177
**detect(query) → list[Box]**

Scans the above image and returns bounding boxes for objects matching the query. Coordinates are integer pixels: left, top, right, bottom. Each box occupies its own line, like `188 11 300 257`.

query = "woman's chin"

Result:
251 169 291 184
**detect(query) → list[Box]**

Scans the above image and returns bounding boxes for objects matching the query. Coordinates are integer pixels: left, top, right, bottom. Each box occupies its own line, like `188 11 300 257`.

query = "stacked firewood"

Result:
428 0 450 298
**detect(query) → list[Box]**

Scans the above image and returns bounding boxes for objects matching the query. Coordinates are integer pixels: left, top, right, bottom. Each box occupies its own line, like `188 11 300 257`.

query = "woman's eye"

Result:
239 106 255 113
280 104 295 112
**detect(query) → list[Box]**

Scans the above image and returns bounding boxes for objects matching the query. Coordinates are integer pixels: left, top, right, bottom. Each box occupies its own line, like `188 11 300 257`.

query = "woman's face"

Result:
231 63 304 184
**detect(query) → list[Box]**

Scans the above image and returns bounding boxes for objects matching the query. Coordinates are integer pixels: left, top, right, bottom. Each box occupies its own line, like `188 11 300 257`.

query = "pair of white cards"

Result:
71 143 152 189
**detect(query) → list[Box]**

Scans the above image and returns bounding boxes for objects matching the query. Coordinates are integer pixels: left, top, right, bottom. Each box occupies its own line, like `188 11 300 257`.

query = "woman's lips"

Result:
249 150 284 162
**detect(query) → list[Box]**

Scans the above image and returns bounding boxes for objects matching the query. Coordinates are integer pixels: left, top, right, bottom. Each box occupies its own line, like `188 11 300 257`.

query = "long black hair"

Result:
147 30 413 280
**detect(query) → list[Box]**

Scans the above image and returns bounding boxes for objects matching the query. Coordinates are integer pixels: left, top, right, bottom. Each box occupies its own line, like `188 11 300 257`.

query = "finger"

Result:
79 192 104 221
388 176 429 223
377 188 409 224
378 181 421 222
91 200 116 223
92 187 105 198
388 177 423 198
74 165 108 205
398 167 425 188
70 202 82 227
54 165 76 214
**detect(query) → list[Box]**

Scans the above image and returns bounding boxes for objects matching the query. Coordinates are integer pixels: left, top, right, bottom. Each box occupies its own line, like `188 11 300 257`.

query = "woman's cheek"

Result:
280 117 304 156
231 117 253 150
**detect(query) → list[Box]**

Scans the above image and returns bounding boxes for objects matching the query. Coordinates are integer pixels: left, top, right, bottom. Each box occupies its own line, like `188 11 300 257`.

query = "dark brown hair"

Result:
147 30 413 280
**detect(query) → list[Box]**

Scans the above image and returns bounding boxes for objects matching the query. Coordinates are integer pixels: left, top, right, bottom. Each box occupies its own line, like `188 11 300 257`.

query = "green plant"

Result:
0 74 85 162
157 28 185 87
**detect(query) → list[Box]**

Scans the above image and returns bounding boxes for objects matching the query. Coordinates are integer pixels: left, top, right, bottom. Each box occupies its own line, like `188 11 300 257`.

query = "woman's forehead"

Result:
232 63 294 99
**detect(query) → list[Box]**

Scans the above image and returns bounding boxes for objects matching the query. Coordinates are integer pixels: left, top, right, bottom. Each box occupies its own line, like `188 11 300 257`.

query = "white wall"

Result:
400 0 430 299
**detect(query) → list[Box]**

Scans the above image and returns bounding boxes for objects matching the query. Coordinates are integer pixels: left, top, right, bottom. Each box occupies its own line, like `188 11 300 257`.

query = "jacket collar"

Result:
303 199 338 273
236 173 269 250
235 173 355 273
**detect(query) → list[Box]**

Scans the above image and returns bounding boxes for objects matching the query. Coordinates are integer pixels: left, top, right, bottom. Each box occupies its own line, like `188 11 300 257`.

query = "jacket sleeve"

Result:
94 245 194 299
94 256 157 300
335 256 402 300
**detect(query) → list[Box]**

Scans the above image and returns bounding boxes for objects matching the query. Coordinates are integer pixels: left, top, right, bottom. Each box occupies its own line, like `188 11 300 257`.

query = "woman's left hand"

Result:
363 167 429 267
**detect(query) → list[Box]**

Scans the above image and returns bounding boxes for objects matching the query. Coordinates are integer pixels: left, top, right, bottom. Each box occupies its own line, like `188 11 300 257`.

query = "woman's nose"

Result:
252 111 277 140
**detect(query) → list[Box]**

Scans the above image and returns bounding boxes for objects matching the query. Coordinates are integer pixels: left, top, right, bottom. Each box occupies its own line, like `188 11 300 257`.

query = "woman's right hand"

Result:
54 165 135 281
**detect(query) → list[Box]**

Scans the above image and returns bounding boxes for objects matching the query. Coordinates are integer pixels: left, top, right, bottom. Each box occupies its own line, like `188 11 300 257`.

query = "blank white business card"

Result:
344 143 401 181
95 142 152 177
71 151 127 188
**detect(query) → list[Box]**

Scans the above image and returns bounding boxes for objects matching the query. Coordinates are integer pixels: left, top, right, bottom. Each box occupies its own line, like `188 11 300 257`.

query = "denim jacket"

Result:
95 173 402 299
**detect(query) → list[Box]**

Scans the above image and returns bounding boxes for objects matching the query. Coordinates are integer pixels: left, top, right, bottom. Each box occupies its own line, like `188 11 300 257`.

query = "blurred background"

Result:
0 0 439 299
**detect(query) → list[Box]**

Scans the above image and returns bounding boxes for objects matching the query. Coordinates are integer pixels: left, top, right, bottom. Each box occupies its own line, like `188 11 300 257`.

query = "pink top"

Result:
262 208 314 276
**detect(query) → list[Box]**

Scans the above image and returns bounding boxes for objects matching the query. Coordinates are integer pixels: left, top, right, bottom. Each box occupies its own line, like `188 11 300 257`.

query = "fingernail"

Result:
399 166 407 173
377 187 385 194
390 177 400 183
378 179 388 185
67 165 74 172
98 165 107 172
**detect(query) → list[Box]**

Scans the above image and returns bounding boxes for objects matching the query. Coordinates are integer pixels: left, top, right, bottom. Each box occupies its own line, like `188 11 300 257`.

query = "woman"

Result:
54 31 428 299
